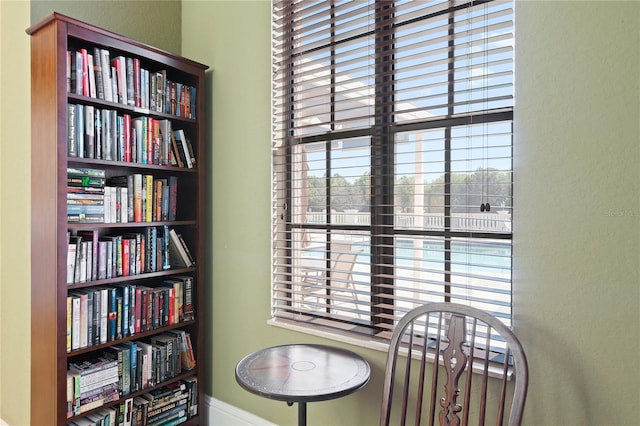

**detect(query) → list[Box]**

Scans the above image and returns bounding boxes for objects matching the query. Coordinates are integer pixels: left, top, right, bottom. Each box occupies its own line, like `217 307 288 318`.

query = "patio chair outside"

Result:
302 250 359 310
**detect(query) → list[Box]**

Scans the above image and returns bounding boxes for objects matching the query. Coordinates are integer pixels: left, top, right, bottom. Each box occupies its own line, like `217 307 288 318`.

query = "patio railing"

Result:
305 210 512 232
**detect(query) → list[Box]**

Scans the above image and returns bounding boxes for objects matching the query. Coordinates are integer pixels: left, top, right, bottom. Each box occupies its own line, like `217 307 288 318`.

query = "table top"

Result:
235 344 371 403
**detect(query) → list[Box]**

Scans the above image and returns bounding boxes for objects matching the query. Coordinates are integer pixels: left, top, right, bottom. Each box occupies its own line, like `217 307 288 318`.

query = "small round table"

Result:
235 344 371 426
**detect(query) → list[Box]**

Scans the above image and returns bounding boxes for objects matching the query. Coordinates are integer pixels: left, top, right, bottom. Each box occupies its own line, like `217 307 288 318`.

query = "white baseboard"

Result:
205 394 278 426
0 418 7 426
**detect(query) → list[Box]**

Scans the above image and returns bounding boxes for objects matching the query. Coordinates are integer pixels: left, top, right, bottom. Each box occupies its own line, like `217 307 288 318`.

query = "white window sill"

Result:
267 317 390 354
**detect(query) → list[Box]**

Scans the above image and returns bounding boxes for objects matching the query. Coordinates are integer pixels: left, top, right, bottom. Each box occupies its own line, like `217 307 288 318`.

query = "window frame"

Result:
271 0 514 345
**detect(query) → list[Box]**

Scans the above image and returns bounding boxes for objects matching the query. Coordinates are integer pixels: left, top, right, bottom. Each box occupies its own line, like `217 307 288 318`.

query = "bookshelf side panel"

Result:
30 19 68 424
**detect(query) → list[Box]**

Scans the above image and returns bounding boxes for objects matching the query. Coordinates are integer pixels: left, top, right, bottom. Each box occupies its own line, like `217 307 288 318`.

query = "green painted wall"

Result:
0 2 31 425
1 1 639 425
31 0 182 55
513 2 640 424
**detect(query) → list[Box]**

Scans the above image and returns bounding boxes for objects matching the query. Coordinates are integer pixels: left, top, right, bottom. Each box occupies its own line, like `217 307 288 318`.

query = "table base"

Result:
287 401 307 426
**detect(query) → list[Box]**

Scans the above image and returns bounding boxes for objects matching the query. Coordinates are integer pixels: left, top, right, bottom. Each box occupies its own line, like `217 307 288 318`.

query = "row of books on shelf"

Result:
67 225 194 284
68 46 197 119
68 277 194 352
68 360 198 423
68 104 196 167
68 167 183 224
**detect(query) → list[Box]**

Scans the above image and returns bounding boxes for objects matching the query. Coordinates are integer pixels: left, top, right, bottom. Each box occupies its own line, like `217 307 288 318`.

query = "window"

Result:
271 0 514 342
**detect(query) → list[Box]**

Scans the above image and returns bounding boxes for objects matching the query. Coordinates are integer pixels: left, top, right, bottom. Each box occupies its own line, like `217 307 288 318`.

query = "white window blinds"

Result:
272 0 514 340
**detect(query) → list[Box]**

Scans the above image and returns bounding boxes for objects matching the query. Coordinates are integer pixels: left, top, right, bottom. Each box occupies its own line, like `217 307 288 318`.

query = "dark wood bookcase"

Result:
27 13 208 425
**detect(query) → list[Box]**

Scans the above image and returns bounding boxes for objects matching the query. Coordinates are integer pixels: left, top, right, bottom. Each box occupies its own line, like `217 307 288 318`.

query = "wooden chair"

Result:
380 303 528 426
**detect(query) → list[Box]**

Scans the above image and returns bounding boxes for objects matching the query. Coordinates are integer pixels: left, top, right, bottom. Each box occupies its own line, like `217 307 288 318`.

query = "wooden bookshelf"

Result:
27 13 208 425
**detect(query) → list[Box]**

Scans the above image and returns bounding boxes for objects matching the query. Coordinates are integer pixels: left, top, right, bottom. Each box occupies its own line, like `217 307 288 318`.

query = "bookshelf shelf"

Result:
68 157 199 173
67 221 198 230
66 266 197 291
28 12 208 425
69 320 198 357
67 93 199 124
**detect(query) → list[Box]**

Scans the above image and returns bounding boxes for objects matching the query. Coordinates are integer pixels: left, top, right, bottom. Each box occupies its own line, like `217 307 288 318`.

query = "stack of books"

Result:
67 168 106 223
67 377 198 424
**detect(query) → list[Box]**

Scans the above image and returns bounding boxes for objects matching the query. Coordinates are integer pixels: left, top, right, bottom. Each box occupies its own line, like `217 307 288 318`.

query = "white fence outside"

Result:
306 210 512 232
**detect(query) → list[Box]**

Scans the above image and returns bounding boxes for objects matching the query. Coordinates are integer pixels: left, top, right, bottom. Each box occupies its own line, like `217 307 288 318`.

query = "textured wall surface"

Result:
31 0 181 54
1 1 31 424
514 2 640 425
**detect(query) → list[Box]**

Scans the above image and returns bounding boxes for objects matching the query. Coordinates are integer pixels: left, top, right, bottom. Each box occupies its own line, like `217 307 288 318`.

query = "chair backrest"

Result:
380 303 528 426
329 251 358 288
329 241 352 261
